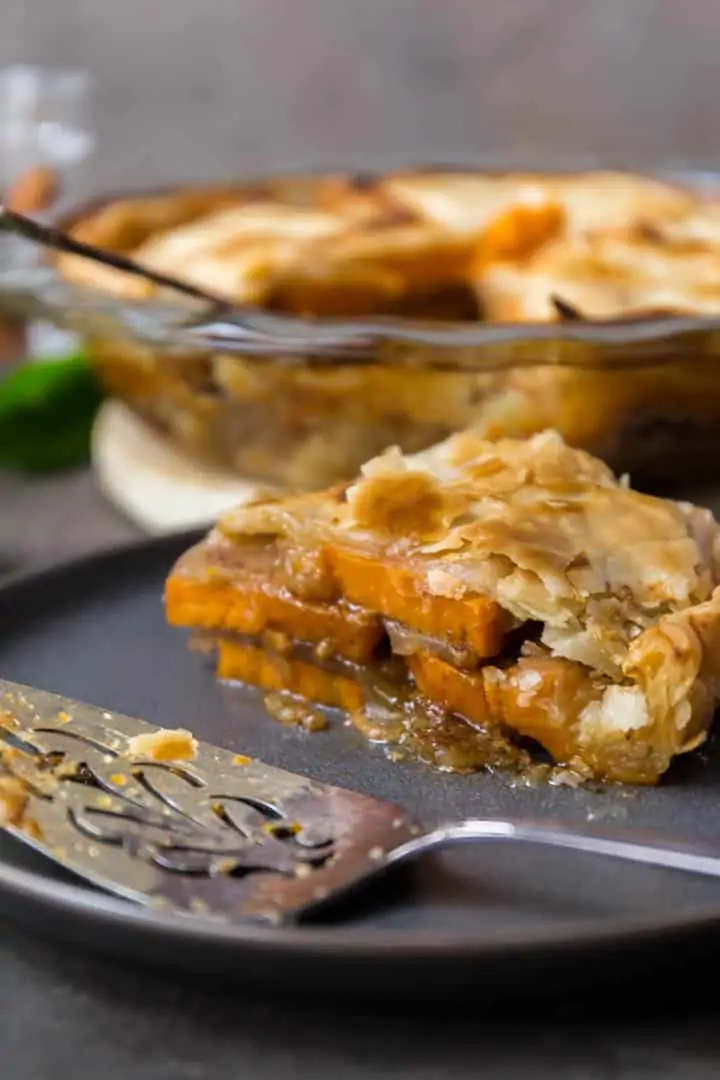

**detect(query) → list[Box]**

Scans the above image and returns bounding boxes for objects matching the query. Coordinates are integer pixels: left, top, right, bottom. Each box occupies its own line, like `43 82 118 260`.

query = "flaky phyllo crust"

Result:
170 431 720 783
59 168 720 319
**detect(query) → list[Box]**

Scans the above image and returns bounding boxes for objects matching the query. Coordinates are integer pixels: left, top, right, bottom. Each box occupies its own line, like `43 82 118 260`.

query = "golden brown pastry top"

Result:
481 232 720 321
220 430 720 677
57 168 720 321
382 170 693 237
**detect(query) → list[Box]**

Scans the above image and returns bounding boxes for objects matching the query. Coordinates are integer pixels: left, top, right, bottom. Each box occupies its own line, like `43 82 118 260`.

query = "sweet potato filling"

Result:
473 198 565 267
166 534 639 779
178 577 668 781
216 639 364 712
166 540 384 664
409 652 605 765
323 545 511 660
212 633 530 772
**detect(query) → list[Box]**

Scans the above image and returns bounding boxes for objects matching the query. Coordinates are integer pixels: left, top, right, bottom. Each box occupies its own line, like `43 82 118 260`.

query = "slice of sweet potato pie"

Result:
166 430 720 784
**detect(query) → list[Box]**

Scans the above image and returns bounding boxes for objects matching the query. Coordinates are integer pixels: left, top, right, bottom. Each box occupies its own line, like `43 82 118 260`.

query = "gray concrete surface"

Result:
3 0 720 196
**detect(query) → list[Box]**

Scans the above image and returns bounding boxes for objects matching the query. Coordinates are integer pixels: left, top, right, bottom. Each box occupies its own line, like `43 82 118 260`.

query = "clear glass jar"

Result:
0 65 94 361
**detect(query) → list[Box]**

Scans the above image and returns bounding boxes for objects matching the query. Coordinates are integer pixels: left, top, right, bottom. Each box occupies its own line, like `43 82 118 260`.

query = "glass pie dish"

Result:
3 164 720 490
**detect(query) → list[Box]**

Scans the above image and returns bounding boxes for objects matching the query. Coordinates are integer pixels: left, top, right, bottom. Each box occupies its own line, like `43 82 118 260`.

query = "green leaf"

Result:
0 352 104 472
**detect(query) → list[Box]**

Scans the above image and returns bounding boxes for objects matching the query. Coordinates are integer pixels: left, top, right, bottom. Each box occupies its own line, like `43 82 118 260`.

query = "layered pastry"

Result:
481 232 720 321
59 169 703 316
166 430 720 784
60 175 569 316
55 168 720 487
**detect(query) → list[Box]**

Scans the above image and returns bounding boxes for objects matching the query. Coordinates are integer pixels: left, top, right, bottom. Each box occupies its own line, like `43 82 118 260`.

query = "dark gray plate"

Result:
1 533 720 1001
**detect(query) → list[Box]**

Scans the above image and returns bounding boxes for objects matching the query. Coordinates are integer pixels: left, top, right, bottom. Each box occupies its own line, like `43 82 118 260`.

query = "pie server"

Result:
2 676 720 926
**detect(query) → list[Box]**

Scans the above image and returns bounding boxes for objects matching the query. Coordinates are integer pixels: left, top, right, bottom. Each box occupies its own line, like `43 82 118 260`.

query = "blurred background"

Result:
2 0 720 191
2 0 720 567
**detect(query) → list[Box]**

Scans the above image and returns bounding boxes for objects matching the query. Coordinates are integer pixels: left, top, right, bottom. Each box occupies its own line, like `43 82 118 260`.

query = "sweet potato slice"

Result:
410 652 602 764
324 545 509 658
166 541 384 663
474 198 565 267
409 652 493 727
482 656 603 763
216 640 364 712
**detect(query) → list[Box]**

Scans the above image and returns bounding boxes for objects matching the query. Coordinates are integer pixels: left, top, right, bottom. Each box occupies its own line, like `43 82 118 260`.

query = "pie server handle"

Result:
375 817 720 880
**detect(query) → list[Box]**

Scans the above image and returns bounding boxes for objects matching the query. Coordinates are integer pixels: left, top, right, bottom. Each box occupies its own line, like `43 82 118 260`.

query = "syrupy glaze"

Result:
263 692 329 732
195 625 597 785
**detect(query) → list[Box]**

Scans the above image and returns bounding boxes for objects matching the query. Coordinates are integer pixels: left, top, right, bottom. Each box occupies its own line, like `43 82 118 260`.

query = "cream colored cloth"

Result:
91 401 269 534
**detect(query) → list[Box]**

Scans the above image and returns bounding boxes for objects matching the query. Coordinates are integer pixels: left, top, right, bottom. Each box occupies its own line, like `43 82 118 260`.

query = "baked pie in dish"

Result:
166 429 720 785
58 169 704 313
47 167 720 487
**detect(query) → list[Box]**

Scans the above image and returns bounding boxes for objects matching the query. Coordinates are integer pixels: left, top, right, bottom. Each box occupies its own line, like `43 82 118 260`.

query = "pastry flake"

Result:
125 728 199 763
